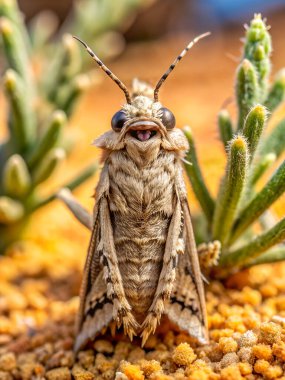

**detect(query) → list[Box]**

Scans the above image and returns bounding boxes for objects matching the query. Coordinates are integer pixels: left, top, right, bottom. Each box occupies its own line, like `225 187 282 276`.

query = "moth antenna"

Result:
153 32 211 102
73 36 132 104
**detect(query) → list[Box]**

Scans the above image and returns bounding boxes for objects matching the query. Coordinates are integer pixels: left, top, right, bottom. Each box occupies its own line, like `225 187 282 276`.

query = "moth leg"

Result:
99 197 139 340
57 188 92 230
140 199 182 346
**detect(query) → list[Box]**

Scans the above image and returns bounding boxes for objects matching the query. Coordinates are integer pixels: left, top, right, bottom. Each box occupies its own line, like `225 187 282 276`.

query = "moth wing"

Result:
74 167 113 352
166 198 208 344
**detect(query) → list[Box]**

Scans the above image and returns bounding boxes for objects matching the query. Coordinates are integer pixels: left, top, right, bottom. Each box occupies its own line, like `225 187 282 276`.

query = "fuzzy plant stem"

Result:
4 69 36 152
265 69 285 111
245 246 285 267
0 196 24 224
32 148 66 185
27 111 66 169
0 17 32 91
242 104 267 160
183 126 215 224
57 74 90 117
236 59 259 130
243 13 272 102
45 33 82 102
0 0 31 53
218 109 233 148
3 154 31 198
220 217 285 267
230 160 285 243
212 135 249 246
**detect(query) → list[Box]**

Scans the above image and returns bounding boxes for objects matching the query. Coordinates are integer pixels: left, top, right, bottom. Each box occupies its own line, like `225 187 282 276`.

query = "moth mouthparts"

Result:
131 130 157 141
128 120 159 141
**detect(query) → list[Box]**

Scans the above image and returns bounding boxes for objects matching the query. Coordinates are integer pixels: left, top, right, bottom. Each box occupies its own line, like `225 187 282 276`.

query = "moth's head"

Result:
73 33 210 160
110 79 176 144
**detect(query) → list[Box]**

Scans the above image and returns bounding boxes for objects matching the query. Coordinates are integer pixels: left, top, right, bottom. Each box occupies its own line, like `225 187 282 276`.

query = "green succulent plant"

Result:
0 0 153 252
183 14 285 274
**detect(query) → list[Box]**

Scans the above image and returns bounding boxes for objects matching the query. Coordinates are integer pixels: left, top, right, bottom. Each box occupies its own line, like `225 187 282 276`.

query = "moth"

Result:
71 33 210 352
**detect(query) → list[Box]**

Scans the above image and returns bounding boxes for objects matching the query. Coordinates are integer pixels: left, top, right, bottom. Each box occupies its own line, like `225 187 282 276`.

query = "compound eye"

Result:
160 107 176 129
111 111 127 131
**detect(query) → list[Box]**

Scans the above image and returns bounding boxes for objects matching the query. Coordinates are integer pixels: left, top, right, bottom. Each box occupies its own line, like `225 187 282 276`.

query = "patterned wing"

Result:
166 199 208 344
74 197 113 352
75 165 138 352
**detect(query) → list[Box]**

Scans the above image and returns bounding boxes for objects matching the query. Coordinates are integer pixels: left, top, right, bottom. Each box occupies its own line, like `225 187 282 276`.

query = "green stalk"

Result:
56 74 90 117
236 59 259 130
32 148 66 185
4 69 36 152
244 14 271 102
245 246 285 267
0 0 31 52
221 217 285 266
218 109 233 148
212 135 249 246
265 69 285 111
45 33 82 102
242 104 267 160
0 17 31 87
3 154 31 197
183 126 215 224
231 160 285 243
28 110 66 169
0 196 24 224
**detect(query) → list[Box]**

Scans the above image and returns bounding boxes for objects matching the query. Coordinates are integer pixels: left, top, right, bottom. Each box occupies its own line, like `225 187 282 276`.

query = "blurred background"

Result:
18 0 285 37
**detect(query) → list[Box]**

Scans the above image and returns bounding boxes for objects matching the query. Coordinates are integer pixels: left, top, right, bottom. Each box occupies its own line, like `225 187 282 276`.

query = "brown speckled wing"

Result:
75 164 139 352
74 200 113 353
166 200 208 344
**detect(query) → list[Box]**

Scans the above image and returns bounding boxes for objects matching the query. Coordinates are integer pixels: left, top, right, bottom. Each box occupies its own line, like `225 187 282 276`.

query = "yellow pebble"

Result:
218 337 238 353
238 362 252 375
254 359 270 374
220 352 239 368
225 315 246 332
220 364 243 380
260 284 278 298
259 322 282 344
172 343 196 366
120 362 144 380
238 330 258 347
265 365 283 379
210 329 234 342
272 341 285 361
140 360 161 377
0 353 16 372
252 344 272 360
241 287 262 306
